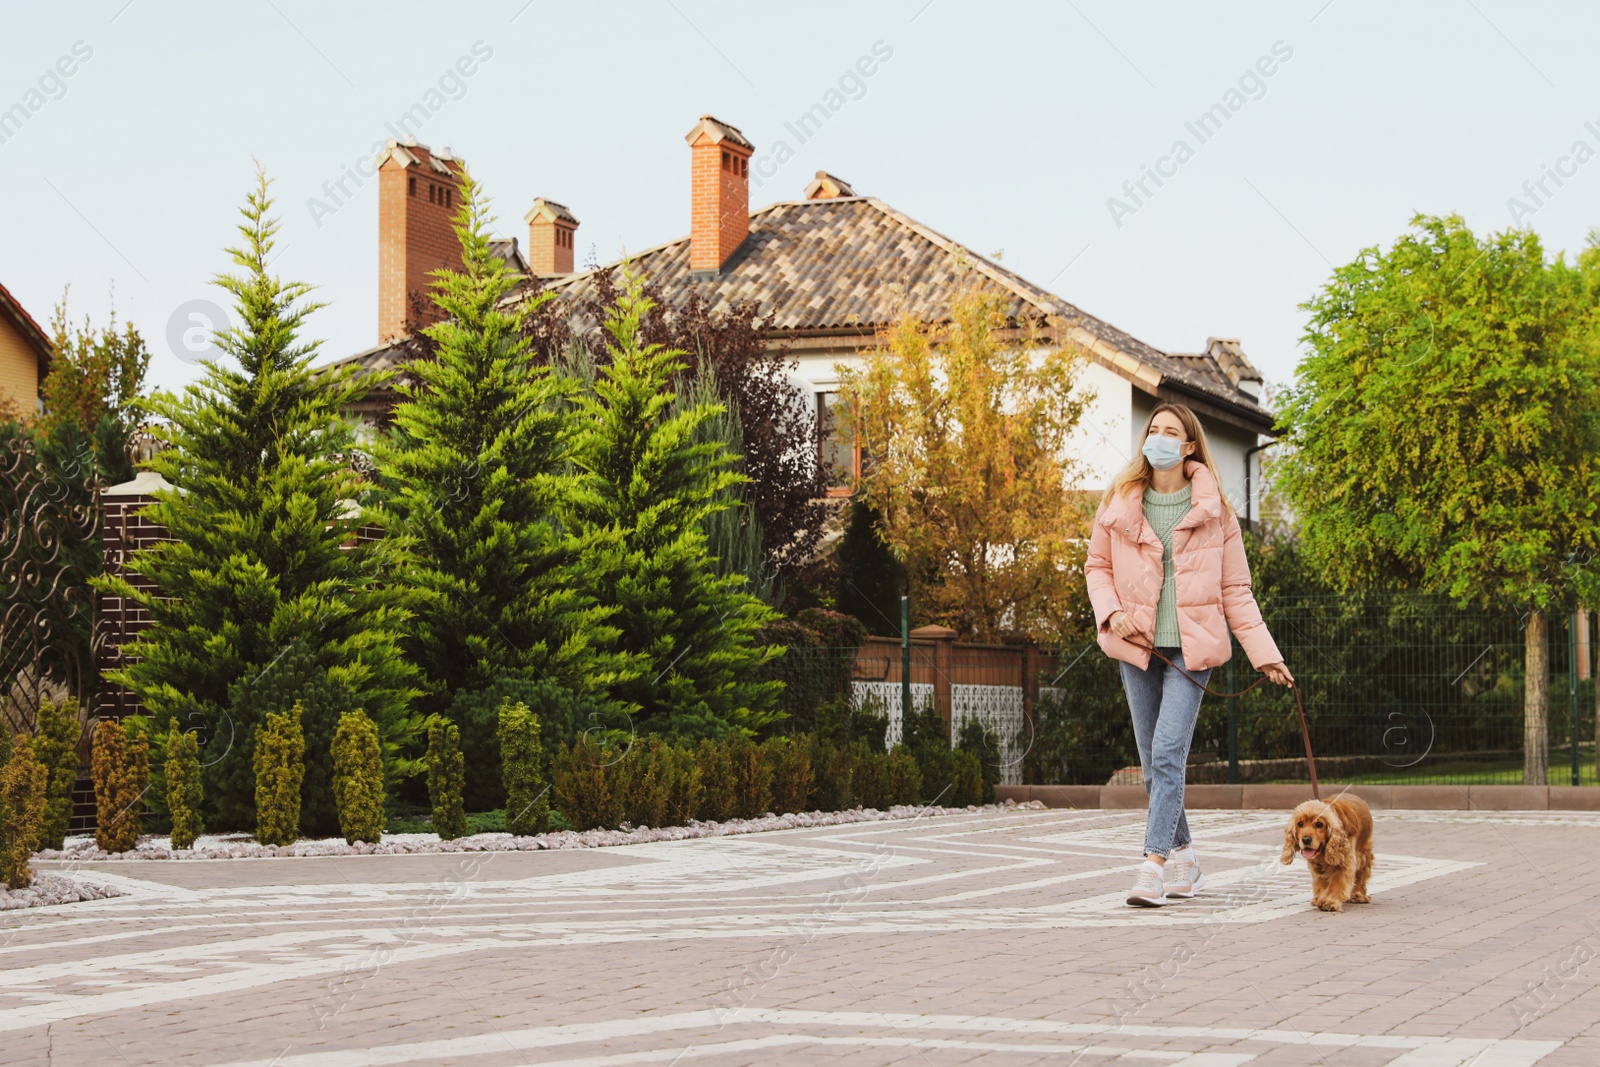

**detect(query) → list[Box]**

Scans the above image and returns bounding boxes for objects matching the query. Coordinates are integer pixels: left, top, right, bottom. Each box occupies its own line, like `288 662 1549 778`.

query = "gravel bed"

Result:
0 873 128 911
30 798 1048 864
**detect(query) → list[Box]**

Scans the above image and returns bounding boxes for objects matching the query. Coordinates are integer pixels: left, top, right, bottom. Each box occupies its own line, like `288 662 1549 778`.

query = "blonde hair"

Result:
1098 402 1237 520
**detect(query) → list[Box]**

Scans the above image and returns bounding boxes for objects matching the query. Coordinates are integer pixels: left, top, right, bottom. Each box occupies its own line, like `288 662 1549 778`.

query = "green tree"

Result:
0 734 48 888
91 719 148 852
673 366 774 606
379 169 628 790
97 167 422 828
498 701 550 836
165 718 204 850
32 697 82 851
1275 214 1600 783
425 720 467 841
834 501 907 636
40 288 151 485
332 709 385 845
567 271 784 743
253 702 305 847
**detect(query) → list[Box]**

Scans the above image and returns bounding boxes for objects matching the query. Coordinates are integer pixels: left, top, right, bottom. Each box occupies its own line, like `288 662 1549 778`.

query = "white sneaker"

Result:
1126 860 1168 907
1164 851 1206 898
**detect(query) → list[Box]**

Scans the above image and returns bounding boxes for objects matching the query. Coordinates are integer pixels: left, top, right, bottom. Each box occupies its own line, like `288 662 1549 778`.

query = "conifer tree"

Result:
253 702 305 847
567 272 785 743
91 718 146 853
0 734 48 888
672 366 772 605
332 708 384 845
165 718 204 850
97 166 421 830
33 697 83 851
379 169 628 790
425 720 467 841
498 701 549 836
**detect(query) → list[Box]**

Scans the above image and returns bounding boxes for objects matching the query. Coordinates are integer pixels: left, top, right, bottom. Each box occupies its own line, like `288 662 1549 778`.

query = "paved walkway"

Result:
5 807 1599 1065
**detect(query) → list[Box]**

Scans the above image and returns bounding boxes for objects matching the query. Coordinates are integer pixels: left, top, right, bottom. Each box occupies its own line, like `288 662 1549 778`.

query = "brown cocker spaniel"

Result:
1279 795 1375 912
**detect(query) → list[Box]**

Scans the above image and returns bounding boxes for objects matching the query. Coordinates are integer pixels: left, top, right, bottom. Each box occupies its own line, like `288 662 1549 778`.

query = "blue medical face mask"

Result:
1142 433 1185 471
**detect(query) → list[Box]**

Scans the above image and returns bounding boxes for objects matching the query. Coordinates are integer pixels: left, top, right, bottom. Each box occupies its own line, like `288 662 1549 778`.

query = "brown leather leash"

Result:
1126 637 1320 800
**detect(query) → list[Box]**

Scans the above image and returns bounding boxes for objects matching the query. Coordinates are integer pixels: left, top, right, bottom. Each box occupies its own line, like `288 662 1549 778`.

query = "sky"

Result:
2 0 1597 401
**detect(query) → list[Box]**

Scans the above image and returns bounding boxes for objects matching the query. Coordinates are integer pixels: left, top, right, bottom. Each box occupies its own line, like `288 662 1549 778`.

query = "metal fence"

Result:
758 594 1600 787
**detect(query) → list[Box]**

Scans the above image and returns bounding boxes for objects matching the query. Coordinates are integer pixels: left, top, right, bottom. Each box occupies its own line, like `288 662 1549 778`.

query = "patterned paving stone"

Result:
3 807 1598 1065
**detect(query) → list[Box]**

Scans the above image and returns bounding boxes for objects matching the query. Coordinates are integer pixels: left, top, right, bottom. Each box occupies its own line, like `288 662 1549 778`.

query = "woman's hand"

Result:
1261 661 1294 686
1107 610 1140 639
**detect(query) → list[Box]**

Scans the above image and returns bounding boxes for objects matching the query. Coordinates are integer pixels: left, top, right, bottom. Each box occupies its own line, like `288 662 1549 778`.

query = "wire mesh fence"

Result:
757 594 1600 788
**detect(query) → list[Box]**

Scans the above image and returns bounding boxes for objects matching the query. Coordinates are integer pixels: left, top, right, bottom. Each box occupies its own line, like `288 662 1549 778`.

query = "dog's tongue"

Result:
1301 848 1318 860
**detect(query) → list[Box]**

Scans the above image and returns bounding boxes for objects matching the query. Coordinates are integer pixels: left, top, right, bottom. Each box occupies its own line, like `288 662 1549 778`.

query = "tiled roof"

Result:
327 196 1272 430
537 197 1271 426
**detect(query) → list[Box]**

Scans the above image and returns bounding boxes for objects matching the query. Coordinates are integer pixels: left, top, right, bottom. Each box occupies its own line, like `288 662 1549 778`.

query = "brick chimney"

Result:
377 140 465 342
804 171 856 199
524 198 579 275
685 115 754 275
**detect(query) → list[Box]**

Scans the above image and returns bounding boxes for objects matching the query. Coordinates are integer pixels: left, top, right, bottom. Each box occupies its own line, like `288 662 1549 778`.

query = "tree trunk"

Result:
1524 606 1548 786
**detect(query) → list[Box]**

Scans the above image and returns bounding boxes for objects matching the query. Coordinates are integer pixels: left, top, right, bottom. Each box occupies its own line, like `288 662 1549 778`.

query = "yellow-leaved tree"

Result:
838 284 1095 643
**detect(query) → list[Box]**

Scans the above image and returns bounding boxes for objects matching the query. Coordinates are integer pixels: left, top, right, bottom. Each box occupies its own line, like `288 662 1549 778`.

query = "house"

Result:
328 115 1279 526
0 281 53 421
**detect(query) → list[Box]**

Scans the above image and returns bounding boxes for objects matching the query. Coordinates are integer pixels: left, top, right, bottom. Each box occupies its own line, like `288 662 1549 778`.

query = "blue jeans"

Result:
1118 646 1211 859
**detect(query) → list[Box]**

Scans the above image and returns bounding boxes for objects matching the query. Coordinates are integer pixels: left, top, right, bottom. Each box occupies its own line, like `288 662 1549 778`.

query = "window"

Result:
721 149 731 171
446 188 452 208
408 176 416 196
817 391 861 494
739 156 748 178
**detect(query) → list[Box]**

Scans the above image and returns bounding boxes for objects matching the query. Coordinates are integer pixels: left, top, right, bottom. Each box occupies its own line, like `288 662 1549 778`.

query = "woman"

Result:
1084 402 1293 908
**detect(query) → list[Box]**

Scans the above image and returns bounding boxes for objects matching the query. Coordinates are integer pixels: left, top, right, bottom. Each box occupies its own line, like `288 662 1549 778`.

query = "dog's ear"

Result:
1280 813 1298 865
1324 818 1353 868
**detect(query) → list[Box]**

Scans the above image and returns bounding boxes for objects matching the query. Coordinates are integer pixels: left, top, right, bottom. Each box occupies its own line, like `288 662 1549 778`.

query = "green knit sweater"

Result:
1142 482 1193 648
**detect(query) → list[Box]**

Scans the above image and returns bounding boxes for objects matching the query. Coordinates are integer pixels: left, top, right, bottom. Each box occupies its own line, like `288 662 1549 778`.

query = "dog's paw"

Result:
1313 898 1343 912
1350 892 1370 904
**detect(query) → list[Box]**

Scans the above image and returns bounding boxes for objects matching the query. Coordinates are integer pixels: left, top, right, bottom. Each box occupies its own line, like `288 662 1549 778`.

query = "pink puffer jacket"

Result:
1084 458 1282 672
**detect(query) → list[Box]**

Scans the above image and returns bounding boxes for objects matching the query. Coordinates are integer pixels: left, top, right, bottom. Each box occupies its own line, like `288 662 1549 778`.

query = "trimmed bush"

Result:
165 719 204 850
253 702 305 847
499 701 550 836
955 717 1001 805
426 720 467 841
898 700 965 806
332 709 385 845
763 735 813 815
33 697 82 851
951 748 984 807
885 744 923 807
661 742 703 825
227 640 361 838
616 738 671 830
92 719 147 852
551 734 621 832
806 739 857 812
812 695 888 754
1 734 48 888
695 738 737 823
851 740 891 811
729 735 774 820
